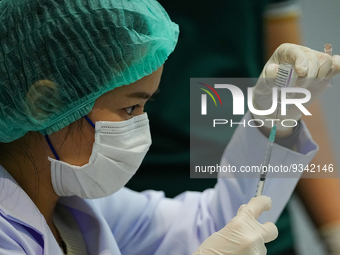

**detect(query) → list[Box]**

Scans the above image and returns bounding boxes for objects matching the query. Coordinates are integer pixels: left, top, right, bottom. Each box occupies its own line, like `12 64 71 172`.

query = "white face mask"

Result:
48 113 151 199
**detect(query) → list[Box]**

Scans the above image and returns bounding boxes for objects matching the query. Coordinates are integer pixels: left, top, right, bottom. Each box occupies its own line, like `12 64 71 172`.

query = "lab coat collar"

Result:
0 165 97 227
58 194 122 254
0 165 121 255
0 165 62 253
0 165 46 234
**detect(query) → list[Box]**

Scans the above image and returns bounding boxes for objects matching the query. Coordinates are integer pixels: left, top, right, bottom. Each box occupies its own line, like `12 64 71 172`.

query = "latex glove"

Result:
252 43 340 130
319 222 340 255
193 196 278 255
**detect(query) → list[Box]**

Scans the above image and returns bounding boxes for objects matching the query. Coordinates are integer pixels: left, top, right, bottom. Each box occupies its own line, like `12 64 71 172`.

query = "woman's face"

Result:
47 66 163 166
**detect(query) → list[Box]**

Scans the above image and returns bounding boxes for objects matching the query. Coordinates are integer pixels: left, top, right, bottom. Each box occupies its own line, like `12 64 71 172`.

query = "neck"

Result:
0 133 60 240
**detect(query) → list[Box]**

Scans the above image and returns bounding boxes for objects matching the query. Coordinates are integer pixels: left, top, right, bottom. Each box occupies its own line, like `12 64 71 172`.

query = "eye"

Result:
125 104 140 115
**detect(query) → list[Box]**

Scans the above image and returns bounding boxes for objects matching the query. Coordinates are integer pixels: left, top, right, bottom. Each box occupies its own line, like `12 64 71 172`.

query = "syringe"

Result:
255 63 295 197
255 117 277 197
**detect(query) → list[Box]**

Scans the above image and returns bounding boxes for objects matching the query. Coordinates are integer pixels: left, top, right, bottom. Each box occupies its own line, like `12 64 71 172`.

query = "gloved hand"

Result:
252 43 340 130
193 196 278 255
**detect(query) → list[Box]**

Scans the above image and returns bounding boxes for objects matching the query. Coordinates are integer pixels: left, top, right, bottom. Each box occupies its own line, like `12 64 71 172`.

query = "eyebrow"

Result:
126 89 160 99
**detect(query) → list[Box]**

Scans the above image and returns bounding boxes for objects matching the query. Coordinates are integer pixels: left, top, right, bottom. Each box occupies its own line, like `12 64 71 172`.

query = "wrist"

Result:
258 125 294 139
251 113 296 139
252 113 302 147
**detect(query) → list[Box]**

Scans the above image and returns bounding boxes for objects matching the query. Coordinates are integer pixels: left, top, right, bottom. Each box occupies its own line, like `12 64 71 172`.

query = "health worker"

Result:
0 0 339 254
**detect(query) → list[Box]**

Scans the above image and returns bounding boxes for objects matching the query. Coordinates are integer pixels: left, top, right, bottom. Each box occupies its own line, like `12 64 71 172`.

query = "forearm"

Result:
297 178 340 227
297 100 340 228
257 122 293 139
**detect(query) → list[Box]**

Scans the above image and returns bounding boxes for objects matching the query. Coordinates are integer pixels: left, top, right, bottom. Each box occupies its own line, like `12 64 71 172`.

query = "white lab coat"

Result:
0 112 318 255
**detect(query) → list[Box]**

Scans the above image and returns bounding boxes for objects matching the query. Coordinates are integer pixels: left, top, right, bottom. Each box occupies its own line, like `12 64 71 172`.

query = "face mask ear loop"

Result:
45 116 93 161
44 135 60 160
84 115 95 128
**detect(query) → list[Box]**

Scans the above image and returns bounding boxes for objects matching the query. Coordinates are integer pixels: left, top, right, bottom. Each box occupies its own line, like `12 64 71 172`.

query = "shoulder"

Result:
0 213 42 254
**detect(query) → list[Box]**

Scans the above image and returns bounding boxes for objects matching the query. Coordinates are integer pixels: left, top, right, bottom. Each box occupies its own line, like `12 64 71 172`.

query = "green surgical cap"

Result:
0 0 179 143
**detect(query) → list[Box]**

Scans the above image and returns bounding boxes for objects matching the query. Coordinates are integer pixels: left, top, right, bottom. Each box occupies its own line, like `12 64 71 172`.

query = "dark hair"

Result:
0 117 92 197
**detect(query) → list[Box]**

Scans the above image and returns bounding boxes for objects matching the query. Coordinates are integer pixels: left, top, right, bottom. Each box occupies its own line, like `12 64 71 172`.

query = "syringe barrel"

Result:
262 141 274 164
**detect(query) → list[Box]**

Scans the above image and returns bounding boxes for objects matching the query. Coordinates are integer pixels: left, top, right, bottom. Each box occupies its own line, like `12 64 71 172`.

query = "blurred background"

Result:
292 0 340 254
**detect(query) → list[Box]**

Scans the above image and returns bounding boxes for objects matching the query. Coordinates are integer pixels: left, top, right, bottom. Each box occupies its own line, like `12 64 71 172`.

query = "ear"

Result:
26 80 62 120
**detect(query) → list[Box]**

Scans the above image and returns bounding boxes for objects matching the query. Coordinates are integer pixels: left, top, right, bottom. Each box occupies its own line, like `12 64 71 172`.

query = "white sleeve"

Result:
209 111 318 227
94 111 318 255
